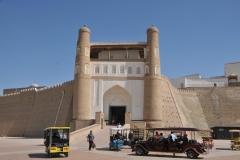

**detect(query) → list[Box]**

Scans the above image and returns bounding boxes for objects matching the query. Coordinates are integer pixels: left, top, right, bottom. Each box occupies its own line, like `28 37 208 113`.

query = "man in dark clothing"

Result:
182 134 188 145
52 132 60 139
115 130 121 139
128 131 133 146
88 130 94 150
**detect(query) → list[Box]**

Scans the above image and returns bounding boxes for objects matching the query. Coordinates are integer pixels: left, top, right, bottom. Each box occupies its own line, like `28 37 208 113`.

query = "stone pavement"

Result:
1 126 240 160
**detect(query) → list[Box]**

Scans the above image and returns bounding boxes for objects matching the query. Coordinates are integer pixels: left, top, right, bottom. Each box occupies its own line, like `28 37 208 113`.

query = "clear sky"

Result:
0 0 240 94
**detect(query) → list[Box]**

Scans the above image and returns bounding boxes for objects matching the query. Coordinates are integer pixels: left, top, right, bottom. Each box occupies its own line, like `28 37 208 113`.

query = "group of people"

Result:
152 131 189 150
87 129 189 151
154 131 188 144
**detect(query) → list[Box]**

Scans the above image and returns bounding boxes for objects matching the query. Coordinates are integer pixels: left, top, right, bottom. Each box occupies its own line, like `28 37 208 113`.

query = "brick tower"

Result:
72 25 91 130
144 25 164 127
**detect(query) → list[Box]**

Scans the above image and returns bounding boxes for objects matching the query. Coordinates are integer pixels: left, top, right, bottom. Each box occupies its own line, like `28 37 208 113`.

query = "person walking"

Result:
128 131 133 146
87 130 94 150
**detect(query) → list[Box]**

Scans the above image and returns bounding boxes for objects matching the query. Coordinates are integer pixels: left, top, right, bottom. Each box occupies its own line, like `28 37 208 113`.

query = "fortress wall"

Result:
25 81 74 137
177 90 209 129
0 81 74 137
161 75 209 129
160 75 182 127
0 90 35 136
194 87 240 128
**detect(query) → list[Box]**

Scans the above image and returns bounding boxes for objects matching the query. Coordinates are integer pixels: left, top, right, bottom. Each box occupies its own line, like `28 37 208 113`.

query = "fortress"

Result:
0 25 240 138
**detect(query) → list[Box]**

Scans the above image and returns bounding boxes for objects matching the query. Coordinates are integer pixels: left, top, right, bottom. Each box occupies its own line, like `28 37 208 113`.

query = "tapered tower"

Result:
72 25 91 129
144 25 163 127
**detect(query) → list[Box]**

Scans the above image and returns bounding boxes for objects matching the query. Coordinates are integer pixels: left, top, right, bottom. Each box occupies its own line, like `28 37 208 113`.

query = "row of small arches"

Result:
74 64 160 75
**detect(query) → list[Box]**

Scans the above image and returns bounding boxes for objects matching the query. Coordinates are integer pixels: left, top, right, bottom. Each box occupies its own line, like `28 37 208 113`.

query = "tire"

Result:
109 145 111 150
48 151 51 158
117 145 120 150
135 147 144 156
186 149 196 158
64 153 68 157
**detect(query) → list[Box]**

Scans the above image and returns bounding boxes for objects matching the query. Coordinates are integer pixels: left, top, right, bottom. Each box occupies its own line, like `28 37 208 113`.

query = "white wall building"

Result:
170 74 228 89
171 62 240 88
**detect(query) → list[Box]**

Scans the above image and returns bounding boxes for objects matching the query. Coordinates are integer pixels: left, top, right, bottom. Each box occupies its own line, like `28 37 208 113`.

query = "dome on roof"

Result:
79 25 90 33
30 83 39 88
229 73 236 76
147 25 159 33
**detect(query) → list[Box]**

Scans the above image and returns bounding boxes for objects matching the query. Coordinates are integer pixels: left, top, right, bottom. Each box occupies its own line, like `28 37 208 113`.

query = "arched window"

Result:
136 67 141 74
74 65 80 74
128 67 132 74
85 46 90 56
85 64 89 74
95 65 100 74
155 65 159 74
112 65 116 74
120 65 124 74
145 65 149 74
103 66 108 74
155 48 159 57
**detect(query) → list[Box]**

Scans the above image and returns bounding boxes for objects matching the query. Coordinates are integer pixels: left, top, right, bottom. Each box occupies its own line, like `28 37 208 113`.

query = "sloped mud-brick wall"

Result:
194 87 240 128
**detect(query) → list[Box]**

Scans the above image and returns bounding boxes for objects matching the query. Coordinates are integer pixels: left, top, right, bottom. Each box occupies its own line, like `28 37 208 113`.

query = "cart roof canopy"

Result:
110 128 130 130
200 129 213 132
44 127 70 130
229 130 240 132
145 127 201 131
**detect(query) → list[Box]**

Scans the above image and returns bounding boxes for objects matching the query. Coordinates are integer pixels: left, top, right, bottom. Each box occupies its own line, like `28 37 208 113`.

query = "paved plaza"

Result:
1 126 240 160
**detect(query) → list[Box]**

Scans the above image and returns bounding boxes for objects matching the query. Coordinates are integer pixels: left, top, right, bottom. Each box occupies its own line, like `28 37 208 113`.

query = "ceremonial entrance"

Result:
109 106 126 125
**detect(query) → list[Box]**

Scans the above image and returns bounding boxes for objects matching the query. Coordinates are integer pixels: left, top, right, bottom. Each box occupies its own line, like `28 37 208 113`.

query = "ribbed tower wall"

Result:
0 81 74 137
71 26 92 130
143 25 163 127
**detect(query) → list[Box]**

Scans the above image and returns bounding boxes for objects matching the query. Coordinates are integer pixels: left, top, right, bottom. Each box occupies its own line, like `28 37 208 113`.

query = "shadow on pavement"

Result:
7 137 42 139
28 153 66 158
128 153 204 159
215 148 231 150
28 153 47 158
97 147 122 152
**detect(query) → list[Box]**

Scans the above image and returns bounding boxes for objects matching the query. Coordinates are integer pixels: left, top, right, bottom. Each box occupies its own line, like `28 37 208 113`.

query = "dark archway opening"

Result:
109 106 126 125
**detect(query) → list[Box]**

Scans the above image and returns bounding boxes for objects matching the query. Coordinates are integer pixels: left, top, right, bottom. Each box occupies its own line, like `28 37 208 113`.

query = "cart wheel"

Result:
186 149 196 158
209 145 212 149
117 145 120 151
48 151 51 158
135 147 144 156
64 153 68 157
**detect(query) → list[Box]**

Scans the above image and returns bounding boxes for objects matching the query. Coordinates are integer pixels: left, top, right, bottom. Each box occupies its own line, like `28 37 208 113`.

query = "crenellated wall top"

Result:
0 80 74 97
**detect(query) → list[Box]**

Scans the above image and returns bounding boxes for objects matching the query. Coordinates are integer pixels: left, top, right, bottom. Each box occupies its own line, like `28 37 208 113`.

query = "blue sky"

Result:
0 0 240 94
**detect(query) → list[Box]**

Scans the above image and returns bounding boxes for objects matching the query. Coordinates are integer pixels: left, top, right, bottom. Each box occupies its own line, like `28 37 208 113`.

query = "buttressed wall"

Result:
160 75 209 129
193 87 240 128
0 81 74 137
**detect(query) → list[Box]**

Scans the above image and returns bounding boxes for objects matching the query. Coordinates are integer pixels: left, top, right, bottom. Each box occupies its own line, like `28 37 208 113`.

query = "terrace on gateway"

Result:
90 42 147 60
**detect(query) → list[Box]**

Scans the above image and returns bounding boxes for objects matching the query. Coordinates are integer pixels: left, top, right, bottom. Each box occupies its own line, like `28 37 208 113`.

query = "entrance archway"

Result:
109 106 126 125
103 85 132 125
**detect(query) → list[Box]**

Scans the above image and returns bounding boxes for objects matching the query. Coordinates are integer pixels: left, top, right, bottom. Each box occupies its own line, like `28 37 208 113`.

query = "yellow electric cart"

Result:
44 127 70 158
